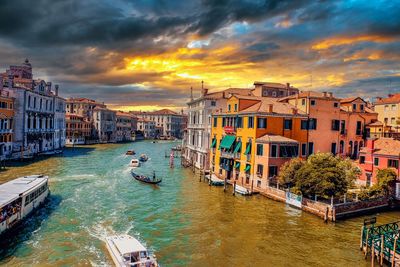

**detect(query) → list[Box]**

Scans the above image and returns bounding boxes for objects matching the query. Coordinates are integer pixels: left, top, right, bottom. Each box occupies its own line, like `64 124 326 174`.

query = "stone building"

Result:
93 107 116 143
116 111 135 142
0 90 14 160
137 118 156 139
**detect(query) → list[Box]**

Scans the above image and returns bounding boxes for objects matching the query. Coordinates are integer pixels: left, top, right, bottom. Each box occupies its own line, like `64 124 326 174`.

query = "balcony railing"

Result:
221 151 234 159
0 129 12 134
234 152 240 159
246 154 251 162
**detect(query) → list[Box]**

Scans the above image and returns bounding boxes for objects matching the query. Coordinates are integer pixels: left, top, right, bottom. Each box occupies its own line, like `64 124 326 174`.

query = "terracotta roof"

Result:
253 81 296 90
256 134 299 144
149 109 178 115
367 121 384 127
280 91 340 101
234 96 306 115
116 111 133 117
360 138 400 156
340 97 365 103
374 94 400 105
188 88 253 104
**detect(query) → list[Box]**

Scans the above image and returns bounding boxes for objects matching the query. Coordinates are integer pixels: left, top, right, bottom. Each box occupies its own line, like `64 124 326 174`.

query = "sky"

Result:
0 0 399 111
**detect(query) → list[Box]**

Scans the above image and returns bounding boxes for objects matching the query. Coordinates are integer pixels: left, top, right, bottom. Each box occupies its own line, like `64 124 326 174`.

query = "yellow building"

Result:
210 95 309 188
374 94 400 127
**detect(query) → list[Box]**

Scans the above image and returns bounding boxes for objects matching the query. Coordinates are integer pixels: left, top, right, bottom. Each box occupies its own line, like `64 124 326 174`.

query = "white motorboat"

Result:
105 235 159 267
129 159 140 167
234 184 251 195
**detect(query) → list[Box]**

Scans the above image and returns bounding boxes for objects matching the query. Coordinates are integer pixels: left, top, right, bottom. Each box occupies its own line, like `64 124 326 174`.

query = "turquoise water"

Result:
0 141 399 266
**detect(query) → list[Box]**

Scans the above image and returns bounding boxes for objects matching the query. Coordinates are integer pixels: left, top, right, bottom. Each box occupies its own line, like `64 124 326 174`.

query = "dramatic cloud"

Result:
0 0 399 110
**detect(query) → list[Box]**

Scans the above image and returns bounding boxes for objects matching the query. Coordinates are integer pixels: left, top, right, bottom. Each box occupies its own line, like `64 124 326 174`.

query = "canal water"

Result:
0 141 399 266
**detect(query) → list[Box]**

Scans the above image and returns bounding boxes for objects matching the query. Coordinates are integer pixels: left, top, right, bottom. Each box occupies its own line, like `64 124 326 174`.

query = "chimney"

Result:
55 84 59 96
286 83 290 89
323 92 327 97
376 97 382 101
268 104 274 113
291 108 297 115
8 74 13 89
388 94 394 98
328 92 333 98
46 82 52 93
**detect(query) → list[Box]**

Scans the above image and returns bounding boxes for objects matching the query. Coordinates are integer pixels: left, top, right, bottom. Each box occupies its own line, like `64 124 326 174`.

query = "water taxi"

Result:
234 184 251 195
126 150 136 155
105 235 159 267
138 154 149 162
0 175 49 235
129 159 141 167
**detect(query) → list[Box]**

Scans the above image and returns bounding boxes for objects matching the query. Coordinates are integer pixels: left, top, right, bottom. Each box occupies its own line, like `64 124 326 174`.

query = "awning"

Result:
219 135 236 150
235 162 240 169
244 143 251 155
210 138 216 148
245 164 251 172
233 141 242 153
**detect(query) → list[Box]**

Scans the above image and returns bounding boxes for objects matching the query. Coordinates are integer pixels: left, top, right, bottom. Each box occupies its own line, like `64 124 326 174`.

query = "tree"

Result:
278 158 304 188
280 153 361 198
375 168 397 196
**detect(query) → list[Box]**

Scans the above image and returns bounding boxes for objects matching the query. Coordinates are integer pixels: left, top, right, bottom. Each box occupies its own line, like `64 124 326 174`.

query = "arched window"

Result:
339 140 344 154
348 141 353 156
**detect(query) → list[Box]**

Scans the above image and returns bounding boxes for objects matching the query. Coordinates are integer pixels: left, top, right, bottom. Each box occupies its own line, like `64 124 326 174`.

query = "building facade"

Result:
0 90 14 160
116 111 135 142
137 119 156 139
93 107 116 143
65 114 91 145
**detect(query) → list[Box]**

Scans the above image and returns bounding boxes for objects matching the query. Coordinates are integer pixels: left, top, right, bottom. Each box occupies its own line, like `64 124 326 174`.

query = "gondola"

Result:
131 170 162 184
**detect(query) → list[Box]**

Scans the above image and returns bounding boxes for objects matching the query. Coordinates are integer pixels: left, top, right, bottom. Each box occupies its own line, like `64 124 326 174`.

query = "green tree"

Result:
281 153 360 198
375 168 397 196
278 158 304 188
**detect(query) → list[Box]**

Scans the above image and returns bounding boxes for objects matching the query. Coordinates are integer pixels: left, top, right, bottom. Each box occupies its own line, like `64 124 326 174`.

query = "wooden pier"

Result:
360 218 400 266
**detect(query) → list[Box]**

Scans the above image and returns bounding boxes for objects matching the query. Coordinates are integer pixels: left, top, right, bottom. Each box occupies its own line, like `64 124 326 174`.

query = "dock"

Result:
360 218 400 266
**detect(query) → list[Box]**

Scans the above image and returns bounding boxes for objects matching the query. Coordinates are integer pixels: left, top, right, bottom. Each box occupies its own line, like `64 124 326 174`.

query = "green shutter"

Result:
244 164 251 172
235 162 240 169
210 138 216 148
219 135 236 150
244 143 251 155
233 141 242 153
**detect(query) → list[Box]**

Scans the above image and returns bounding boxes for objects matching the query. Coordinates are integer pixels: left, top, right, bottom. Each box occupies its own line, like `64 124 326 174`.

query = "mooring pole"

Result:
224 177 227 192
233 181 236 196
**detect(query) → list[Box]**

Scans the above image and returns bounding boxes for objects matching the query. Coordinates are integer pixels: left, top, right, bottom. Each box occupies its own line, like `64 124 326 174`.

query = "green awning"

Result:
210 138 216 148
245 164 251 172
244 143 251 155
233 141 242 153
219 135 236 150
235 162 240 169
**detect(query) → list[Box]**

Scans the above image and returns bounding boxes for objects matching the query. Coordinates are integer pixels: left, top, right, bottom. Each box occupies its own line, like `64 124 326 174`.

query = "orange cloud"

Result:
312 35 394 50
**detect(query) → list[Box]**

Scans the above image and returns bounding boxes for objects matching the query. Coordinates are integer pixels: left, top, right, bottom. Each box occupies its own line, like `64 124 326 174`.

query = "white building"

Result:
93 107 116 143
116 111 136 142
184 87 253 169
2 59 66 156
54 85 66 149
137 119 156 139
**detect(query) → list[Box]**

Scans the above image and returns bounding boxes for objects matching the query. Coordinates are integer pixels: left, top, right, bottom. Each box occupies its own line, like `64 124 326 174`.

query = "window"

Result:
301 143 307 156
310 99 316 106
234 104 238 111
228 104 231 111
268 166 278 177
384 118 388 124
353 104 357 111
248 116 254 128
236 117 243 128
388 159 399 169
279 145 298 158
384 105 389 111
356 121 362 135
331 120 340 131
340 120 346 134
301 120 308 130
256 144 263 156
284 119 292 130
360 104 364 111
271 144 277 157
331 143 337 155
391 118 396 124
257 118 267 129
359 156 365 164
308 142 314 155
222 117 226 127
334 102 339 108
211 101 216 106
374 157 379 166
257 164 264 176
301 99 306 106
391 104 396 110
308 119 317 130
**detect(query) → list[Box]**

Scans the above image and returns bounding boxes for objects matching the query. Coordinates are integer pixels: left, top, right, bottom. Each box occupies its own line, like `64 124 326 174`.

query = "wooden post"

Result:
392 235 398 267
251 180 254 195
365 230 370 258
199 170 202 182
371 239 375 267
233 181 236 196
360 226 365 250
380 235 384 266
324 207 328 223
224 177 227 192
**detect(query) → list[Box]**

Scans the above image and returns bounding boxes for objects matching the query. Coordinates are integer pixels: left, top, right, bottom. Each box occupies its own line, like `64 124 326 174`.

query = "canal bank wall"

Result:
217 176 396 222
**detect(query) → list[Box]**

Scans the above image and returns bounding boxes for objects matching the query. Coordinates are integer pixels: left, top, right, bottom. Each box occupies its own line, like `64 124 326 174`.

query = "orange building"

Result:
65 114 91 145
0 90 14 159
210 95 308 189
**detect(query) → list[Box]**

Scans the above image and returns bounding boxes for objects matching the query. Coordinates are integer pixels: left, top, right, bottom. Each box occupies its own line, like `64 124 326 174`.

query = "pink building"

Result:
358 138 400 186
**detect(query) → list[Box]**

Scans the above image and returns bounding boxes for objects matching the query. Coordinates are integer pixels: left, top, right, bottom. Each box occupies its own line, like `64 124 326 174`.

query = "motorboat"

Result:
234 184 251 195
126 150 136 155
129 159 140 167
138 154 149 162
131 171 162 185
105 235 159 267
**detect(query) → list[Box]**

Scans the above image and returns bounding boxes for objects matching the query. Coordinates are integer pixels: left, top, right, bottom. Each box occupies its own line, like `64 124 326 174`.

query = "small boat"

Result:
234 184 251 195
171 145 182 151
131 171 162 184
206 174 224 186
126 150 136 155
138 154 149 162
129 159 140 167
105 235 159 267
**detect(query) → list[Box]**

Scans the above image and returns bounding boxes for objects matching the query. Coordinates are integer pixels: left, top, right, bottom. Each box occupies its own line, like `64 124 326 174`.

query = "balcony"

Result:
220 151 234 159
246 154 251 162
0 129 12 134
234 152 240 159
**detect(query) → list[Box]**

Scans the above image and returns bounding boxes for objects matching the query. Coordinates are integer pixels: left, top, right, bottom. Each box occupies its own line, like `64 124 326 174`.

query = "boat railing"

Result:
0 202 21 224
128 258 157 266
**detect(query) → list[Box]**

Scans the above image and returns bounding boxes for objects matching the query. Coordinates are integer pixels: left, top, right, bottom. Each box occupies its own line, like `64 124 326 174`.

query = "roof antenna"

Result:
190 86 193 101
